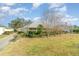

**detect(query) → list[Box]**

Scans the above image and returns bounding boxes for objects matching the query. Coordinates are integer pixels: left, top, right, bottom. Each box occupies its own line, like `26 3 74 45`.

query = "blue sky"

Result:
0 3 79 26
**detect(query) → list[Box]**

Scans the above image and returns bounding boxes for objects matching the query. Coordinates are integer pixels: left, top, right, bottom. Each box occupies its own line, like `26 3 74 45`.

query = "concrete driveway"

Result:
0 33 17 50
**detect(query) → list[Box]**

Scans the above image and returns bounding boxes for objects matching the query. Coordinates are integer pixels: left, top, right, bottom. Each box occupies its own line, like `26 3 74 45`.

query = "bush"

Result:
36 24 44 36
14 29 17 32
27 31 36 37
73 29 79 33
17 31 27 37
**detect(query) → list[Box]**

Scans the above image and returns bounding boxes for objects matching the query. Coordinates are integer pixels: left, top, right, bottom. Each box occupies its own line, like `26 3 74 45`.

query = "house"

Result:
0 26 14 35
0 27 5 35
18 20 44 32
18 20 70 33
4 28 14 32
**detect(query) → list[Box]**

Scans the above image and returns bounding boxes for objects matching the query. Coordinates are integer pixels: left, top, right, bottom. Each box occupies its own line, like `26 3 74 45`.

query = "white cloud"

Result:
32 3 43 9
4 3 16 6
9 8 28 15
49 3 64 9
64 18 79 22
58 6 67 12
49 3 67 15
0 6 29 17
65 14 71 18
63 15 79 23
0 13 6 19
24 17 31 20
33 17 41 21
0 6 10 19
0 6 11 12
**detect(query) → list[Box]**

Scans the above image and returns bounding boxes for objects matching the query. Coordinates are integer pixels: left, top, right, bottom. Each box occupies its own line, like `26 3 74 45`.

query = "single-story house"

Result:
17 21 70 33
0 26 14 35
0 27 5 35
18 21 44 32
4 28 14 32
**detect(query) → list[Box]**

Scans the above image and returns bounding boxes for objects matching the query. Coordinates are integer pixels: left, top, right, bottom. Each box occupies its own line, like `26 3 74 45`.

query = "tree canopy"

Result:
8 17 32 30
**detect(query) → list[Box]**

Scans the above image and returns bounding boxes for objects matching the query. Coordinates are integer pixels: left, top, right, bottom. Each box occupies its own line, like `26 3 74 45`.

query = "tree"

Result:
8 17 32 31
41 9 66 36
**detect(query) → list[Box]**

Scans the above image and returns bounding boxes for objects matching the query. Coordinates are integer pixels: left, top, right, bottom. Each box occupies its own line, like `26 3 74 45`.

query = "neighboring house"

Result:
0 27 5 35
0 27 14 35
4 28 14 32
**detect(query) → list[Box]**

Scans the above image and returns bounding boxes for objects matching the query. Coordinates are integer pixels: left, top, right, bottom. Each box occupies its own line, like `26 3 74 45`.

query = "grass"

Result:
0 35 8 40
0 33 79 56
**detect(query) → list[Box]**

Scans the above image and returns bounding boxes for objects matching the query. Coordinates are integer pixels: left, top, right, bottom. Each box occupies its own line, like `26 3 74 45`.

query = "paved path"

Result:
0 33 17 50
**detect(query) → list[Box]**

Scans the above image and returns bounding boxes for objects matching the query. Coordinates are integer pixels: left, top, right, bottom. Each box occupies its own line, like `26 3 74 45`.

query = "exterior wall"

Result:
0 27 5 35
4 29 14 32
0 27 14 35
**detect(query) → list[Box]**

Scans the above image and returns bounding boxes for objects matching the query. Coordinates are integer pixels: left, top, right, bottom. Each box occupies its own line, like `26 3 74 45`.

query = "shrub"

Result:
17 31 27 37
73 29 79 33
27 31 36 37
14 29 17 32
36 24 44 36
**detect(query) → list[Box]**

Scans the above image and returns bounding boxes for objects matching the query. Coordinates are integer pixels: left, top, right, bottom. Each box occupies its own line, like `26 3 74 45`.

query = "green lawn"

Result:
0 34 79 56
